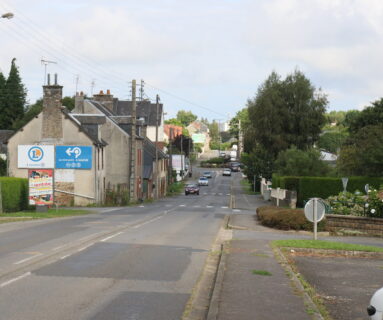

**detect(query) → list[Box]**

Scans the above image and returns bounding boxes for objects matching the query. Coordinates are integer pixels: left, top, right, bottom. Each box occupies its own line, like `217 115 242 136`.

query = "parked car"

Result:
223 169 231 176
231 165 240 172
185 184 200 195
203 171 213 178
198 177 209 186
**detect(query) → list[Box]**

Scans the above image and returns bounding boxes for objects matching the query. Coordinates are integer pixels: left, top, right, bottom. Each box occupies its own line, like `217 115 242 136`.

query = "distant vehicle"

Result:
185 184 200 195
203 171 212 178
219 152 226 157
223 169 231 176
230 162 241 172
198 177 209 186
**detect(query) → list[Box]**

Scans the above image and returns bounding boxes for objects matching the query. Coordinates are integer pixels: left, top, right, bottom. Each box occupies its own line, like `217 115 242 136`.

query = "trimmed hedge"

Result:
0 177 28 212
257 206 326 231
272 175 383 207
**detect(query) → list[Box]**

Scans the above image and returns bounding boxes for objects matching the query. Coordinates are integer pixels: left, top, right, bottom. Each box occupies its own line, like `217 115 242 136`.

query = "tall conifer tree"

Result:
1 58 27 129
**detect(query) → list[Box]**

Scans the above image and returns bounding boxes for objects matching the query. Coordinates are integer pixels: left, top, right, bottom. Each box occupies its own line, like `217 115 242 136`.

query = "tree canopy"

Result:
247 70 327 156
176 110 197 127
0 59 27 129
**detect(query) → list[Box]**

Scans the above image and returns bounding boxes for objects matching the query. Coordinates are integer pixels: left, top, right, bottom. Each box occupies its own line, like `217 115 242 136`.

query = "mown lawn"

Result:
0 208 92 223
272 239 383 252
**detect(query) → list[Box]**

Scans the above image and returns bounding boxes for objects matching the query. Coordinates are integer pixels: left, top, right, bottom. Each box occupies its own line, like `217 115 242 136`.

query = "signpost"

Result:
55 146 92 169
304 198 326 240
28 169 54 206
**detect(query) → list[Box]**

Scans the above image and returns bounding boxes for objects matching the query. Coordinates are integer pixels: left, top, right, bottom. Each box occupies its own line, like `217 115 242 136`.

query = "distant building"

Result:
187 121 211 154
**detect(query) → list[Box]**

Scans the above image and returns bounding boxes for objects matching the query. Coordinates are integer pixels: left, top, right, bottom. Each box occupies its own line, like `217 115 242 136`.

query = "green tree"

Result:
1 59 27 129
348 99 383 134
247 70 327 157
274 147 331 176
12 99 43 130
62 96 75 111
176 110 197 127
165 118 183 127
338 124 383 176
317 128 348 154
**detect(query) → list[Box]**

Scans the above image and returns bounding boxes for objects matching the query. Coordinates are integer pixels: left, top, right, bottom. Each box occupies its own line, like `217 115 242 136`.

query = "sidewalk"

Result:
209 208 316 320
209 193 383 320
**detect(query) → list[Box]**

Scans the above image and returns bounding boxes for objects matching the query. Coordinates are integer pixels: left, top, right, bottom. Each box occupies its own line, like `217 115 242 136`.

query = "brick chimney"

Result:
41 74 63 141
74 91 85 113
93 89 114 112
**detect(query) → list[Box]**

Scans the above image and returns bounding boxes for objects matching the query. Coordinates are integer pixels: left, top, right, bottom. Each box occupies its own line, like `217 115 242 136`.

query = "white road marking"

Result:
226 194 230 196
132 216 162 229
60 254 71 260
14 253 42 265
233 209 241 212
221 206 228 209
52 245 66 251
206 205 213 208
179 204 186 207
101 208 121 213
139 205 145 208
78 244 93 252
100 232 123 242
1 272 31 288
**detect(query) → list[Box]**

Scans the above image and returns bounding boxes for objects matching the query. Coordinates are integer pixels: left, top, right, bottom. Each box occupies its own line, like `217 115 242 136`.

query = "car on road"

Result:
223 169 231 176
198 177 209 186
184 184 200 195
203 171 213 178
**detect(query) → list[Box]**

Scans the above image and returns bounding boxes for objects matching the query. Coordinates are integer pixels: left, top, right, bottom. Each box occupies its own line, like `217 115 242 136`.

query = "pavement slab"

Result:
216 239 311 320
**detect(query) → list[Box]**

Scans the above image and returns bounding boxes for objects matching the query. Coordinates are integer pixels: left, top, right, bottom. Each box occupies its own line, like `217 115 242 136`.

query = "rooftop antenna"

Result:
41 58 57 85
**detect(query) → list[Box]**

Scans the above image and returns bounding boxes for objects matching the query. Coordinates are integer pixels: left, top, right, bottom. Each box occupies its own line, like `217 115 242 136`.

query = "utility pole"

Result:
75 75 80 94
155 94 160 199
169 128 173 184
180 134 184 179
140 79 145 101
129 80 137 202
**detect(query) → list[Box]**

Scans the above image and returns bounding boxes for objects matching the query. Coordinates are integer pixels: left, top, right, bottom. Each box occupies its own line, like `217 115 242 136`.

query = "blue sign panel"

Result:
55 146 93 169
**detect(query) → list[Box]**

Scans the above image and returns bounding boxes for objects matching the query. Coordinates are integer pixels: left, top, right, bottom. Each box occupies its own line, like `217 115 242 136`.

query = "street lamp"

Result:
1 12 14 19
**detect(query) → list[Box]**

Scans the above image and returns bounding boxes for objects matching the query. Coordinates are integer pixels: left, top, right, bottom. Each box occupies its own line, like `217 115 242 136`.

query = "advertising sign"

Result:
171 155 185 170
55 146 92 169
28 169 54 205
18 145 54 168
192 133 206 144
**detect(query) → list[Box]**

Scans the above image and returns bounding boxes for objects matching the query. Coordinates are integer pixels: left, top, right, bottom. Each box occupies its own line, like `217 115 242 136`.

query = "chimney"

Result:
93 89 114 112
74 91 85 113
41 73 63 141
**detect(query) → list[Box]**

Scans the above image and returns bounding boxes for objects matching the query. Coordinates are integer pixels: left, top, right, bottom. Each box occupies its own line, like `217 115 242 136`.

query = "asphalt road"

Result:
0 167 240 320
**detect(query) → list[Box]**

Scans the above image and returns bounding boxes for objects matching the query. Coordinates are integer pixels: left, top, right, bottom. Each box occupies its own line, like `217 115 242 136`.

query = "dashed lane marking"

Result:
221 206 228 209
1 272 31 288
14 253 43 265
179 204 186 207
233 209 241 212
100 232 124 242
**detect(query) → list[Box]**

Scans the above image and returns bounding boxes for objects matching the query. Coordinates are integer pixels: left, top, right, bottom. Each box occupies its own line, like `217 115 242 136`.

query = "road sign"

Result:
304 198 326 240
18 145 54 168
55 146 92 169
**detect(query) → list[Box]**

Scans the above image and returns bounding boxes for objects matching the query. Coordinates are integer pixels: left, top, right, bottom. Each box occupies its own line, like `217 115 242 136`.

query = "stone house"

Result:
6 77 144 206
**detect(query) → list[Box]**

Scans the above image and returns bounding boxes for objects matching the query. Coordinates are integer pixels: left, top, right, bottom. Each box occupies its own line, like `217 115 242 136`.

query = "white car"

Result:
198 177 209 186
223 169 231 176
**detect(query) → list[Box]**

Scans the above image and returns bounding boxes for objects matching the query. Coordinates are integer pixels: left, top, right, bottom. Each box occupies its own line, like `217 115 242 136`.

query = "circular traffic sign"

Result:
304 198 325 223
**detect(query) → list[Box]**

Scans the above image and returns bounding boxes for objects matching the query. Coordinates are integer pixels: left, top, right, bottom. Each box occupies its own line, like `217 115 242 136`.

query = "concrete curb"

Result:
182 215 232 320
274 247 324 320
206 242 227 320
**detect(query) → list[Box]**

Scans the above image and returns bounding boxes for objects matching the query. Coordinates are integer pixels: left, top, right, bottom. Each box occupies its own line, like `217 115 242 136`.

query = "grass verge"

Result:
251 269 272 276
167 181 185 196
272 239 383 252
0 208 92 223
240 179 259 195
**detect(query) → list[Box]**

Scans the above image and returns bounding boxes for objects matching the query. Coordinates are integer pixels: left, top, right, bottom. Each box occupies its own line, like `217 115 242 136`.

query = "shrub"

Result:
0 177 28 212
272 175 383 207
257 206 326 231
326 187 383 218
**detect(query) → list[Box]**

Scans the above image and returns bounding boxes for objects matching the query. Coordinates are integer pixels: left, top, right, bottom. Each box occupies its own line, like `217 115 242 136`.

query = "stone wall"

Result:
326 214 383 237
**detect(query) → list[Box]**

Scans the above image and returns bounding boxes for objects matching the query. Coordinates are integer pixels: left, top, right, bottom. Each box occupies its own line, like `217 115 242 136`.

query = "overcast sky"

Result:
1 0 383 120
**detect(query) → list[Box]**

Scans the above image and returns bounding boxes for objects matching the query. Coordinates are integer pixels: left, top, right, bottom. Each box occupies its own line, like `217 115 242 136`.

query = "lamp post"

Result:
1 12 14 19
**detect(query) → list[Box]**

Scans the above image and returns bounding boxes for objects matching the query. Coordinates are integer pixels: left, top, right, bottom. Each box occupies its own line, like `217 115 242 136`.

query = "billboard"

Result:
192 133 206 144
18 145 54 168
28 169 54 205
171 155 185 171
55 146 92 169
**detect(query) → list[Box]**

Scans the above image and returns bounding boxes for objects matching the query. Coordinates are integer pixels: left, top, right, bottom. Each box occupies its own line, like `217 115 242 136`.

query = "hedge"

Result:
0 177 28 212
272 175 383 207
257 206 326 231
